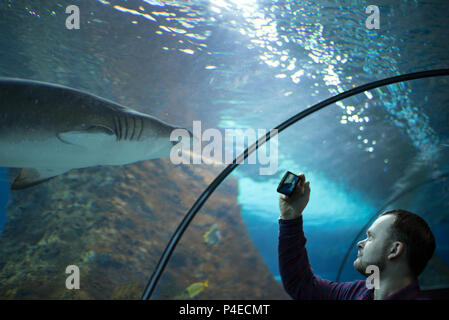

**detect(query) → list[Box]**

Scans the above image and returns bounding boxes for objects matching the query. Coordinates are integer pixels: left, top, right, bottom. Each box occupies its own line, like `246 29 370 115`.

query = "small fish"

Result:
185 280 208 299
203 223 221 245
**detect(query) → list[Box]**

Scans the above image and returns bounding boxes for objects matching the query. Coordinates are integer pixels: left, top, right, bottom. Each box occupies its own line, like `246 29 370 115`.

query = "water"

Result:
0 0 448 299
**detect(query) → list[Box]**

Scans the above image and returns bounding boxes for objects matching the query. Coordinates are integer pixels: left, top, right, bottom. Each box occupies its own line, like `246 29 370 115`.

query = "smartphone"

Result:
277 171 300 197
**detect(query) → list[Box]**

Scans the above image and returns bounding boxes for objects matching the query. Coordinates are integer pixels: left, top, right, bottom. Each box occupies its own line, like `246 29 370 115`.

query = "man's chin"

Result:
353 258 366 276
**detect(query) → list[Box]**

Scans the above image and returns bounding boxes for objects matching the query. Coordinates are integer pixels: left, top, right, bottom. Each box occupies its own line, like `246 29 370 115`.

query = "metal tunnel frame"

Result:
142 68 449 300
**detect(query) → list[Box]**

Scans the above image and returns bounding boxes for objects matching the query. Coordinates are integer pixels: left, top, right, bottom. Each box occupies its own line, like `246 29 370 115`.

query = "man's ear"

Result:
387 241 405 260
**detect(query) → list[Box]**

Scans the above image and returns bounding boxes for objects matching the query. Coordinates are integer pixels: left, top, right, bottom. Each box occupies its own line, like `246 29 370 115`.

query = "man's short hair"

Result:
379 209 436 278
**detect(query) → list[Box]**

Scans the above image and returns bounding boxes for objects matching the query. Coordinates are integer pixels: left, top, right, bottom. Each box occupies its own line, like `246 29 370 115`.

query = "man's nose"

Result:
357 240 365 249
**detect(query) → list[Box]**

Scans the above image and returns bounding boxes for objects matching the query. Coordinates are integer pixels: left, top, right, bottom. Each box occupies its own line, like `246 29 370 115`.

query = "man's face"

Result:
353 214 396 276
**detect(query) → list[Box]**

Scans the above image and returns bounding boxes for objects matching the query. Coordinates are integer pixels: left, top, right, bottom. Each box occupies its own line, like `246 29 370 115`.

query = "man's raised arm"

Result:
278 173 366 300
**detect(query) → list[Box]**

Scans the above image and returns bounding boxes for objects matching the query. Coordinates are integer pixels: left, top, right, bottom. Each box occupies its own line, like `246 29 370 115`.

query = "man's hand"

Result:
279 173 310 220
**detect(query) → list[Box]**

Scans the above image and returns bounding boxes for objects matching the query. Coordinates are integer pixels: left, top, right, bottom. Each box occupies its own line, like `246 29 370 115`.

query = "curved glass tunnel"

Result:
152 79 449 299
0 0 448 299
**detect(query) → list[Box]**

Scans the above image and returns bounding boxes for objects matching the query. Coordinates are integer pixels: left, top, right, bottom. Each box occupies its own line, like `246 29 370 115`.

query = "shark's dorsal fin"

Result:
12 168 71 190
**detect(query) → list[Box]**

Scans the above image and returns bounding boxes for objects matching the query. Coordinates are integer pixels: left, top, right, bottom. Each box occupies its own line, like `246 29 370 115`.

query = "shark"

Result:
0 77 192 190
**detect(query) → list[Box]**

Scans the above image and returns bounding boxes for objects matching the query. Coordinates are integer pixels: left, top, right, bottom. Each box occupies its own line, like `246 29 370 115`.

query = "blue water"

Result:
1 0 448 299
238 169 376 282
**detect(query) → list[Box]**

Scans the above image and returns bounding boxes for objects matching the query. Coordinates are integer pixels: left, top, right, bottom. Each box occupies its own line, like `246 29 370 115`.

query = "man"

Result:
278 173 436 300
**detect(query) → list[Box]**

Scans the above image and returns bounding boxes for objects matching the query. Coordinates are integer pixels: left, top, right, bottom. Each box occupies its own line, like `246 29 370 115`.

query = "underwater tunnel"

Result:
0 0 448 300
143 69 449 300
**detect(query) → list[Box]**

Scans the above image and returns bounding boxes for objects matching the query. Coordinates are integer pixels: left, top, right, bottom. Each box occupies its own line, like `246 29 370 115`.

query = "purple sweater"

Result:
278 216 427 300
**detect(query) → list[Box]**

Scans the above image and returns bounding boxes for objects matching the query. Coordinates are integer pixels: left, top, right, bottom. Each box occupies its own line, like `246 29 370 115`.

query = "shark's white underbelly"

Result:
0 136 154 169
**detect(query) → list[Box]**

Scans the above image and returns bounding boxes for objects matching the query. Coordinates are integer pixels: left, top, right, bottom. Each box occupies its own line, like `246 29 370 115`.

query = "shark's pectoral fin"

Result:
57 125 116 148
12 167 71 190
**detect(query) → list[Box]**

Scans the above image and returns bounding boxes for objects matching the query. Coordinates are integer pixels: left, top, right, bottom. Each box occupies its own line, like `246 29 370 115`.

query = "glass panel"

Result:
152 167 290 299
155 75 449 298
0 0 448 299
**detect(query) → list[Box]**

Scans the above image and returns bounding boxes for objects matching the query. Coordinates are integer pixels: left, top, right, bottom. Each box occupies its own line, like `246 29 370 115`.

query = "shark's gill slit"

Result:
124 114 129 140
117 114 123 140
117 115 122 141
137 117 144 141
112 115 119 141
120 115 127 141
130 116 137 141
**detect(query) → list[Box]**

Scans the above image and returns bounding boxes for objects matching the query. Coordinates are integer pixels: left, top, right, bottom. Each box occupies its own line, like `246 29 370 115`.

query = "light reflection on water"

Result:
94 0 443 164
0 0 448 294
